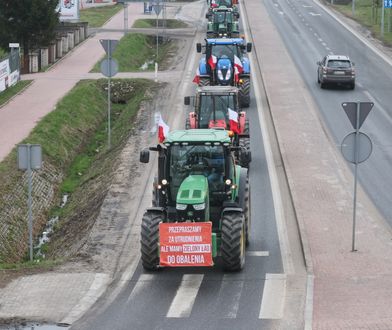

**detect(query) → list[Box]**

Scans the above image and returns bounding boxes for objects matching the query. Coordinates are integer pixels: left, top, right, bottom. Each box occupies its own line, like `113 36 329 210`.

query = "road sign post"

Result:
100 39 119 150
341 102 373 252
18 144 42 261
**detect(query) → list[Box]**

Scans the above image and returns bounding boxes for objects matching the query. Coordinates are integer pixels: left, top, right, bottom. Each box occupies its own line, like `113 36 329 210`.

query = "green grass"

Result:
0 78 155 263
92 33 177 72
0 81 32 107
80 4 123 27
333 0 392 45
0 258 63 270
0 48 7 59
132 18 188 28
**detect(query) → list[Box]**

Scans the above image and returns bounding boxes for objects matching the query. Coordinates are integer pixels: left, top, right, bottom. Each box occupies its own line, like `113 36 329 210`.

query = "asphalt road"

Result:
69 3 307 327
263 0 392 225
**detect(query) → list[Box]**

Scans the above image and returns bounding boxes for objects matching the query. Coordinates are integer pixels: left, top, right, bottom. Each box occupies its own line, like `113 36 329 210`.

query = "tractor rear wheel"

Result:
241 176 251 247
239 138 251 167
221 212 246 271
239 78 250 108
141 210 163 270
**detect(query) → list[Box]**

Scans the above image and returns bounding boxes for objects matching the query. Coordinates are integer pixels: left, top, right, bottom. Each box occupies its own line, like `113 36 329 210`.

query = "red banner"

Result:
159 222 213 267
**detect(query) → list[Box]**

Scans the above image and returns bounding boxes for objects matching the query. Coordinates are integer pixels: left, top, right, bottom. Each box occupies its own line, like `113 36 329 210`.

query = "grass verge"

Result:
91 33 177 72
332 0 392 45
132 18 189 28
0 81 33 108
80 4 123 27
0 78 155 264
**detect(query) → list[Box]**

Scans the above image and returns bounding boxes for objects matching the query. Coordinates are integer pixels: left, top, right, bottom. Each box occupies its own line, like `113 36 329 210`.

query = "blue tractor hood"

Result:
216 57 232 85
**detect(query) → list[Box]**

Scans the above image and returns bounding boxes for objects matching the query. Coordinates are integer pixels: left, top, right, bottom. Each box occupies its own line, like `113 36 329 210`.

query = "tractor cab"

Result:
184 86 241 130
206 8 240 38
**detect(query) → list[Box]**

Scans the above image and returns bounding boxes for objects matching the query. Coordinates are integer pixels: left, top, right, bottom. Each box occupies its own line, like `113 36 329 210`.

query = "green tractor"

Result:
139 129 251 271
206 8 240 38
184 86 250 168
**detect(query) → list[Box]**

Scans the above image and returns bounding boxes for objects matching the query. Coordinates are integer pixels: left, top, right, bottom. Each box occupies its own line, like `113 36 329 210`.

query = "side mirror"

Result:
246 42 252 52
140 149 150 163
234 12 240 19
184 96 190 105
196 43 202 53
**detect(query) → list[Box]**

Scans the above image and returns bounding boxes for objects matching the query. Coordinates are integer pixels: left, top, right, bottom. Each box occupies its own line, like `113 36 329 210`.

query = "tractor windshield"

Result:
214 12 233 24
199 94 236 128
211 44 241 60
169 144 226 201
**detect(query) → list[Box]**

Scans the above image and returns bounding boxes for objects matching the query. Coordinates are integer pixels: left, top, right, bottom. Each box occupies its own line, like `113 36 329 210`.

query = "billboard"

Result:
0 59 10 92
58 0 80 21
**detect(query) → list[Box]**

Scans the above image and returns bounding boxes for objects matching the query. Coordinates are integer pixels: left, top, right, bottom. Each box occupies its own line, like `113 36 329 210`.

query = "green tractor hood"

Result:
176 175 210 222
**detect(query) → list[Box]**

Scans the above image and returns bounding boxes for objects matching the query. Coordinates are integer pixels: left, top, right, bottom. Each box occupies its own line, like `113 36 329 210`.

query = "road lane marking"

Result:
166 274 204 318
215 275 244 318
309 12 321 16
126 274 155 303
246 251 270 257
259 273 286 319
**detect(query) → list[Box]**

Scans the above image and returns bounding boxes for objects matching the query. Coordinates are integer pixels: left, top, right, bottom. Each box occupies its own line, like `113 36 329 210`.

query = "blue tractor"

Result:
196 38 252 108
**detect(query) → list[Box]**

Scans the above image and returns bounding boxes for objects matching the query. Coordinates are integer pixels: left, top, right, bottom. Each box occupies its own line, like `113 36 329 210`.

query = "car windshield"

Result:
211 44 240 59
199 94 235 128
327 60 351 69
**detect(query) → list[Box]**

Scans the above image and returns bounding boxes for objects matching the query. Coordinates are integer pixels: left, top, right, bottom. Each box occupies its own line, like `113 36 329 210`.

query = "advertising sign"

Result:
159 222 213 267
0 59 10 92
58 0 80 21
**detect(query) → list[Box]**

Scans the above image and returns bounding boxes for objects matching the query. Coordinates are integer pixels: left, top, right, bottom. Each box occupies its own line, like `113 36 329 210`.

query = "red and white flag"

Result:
234 55 243 74
234 66 240 83
208 54 217 70
193 67 200 84
228 108 240 133
158 116 170 143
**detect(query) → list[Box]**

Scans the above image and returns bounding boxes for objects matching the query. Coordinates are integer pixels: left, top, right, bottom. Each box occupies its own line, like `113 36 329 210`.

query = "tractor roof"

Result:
206 38 245 45
165 129 231 144
196 86 239 94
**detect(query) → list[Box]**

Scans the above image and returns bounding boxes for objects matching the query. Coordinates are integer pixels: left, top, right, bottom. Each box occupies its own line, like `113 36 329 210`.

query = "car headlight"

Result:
193 203 205 210
176 203 187 210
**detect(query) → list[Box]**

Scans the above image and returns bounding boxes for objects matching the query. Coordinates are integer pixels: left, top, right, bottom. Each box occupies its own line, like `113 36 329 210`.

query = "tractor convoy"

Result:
139 0 253 271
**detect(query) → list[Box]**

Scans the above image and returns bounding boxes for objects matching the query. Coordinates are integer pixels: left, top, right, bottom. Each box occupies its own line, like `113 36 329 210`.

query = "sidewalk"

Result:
244 0 392 329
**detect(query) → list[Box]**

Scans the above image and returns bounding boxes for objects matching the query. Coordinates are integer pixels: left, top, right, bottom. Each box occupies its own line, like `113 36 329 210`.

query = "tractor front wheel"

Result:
221 212 246 271
141 210 163 270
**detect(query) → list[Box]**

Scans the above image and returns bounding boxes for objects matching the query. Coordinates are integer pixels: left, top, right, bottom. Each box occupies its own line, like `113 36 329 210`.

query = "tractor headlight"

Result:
162 179 168 185
225 179 232 185
176 203 187 210
193 203 205 211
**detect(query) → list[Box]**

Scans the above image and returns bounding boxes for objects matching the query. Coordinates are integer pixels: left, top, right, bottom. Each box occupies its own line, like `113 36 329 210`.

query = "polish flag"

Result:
158 116 170 143
208 54 217 70
193 67 200 84
228 108 240 134
234 66 240 83
234 55 243 74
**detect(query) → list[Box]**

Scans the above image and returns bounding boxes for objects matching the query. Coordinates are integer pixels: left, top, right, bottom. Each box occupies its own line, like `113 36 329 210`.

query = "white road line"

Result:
304 274 314 330
239 0 294 276
126 274 155 303
166 274 204 318
309 12 321 16
259 273 286 319
246 251 270 257
215 275 244 318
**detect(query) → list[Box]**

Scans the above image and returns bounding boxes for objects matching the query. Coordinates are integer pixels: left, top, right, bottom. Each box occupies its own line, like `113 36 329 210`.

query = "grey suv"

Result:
317 55 355 89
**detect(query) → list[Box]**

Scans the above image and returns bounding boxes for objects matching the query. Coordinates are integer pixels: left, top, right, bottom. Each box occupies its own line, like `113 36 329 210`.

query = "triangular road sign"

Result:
342 102 374 130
